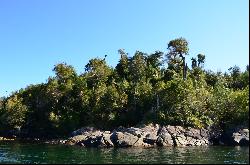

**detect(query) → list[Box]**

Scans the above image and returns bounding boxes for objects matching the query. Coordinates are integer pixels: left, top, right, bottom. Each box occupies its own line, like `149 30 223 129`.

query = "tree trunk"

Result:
183 56 186 80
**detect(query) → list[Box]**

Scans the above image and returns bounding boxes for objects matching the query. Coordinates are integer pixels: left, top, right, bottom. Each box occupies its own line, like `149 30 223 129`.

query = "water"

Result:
0 142 249 164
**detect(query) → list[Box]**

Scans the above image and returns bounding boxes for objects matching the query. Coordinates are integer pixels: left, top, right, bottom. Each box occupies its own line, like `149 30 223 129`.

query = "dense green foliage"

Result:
0 38 249 137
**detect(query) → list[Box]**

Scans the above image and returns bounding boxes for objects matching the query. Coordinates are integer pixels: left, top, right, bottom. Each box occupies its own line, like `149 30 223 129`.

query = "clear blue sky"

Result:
0 0 249 97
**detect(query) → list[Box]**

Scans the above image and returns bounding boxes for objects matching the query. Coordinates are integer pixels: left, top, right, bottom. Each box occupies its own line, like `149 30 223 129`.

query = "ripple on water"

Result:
0 142 249 164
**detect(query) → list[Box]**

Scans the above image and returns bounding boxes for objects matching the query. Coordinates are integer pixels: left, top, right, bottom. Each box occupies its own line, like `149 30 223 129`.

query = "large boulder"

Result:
156 126 174 146
66 127 104 146
111 131 139 147
69 131 114 148
140 124 160 145
111 124 160 147
163 125 210 146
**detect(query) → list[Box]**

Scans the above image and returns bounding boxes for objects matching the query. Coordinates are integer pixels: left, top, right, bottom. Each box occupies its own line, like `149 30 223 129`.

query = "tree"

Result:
128 51 147 82
85 58 112 87
116 49 129 80
53 63 77 82
146 51 163 83
167 37 189 80
205 70 219 87
197 54 205 68
145 51 164 112
191 57 197 69
228 65 241 79
1 38 248 137
227 65 249 90
0 95 28 131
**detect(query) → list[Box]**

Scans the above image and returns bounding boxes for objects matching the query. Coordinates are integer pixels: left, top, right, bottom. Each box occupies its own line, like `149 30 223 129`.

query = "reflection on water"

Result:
0 142 249 164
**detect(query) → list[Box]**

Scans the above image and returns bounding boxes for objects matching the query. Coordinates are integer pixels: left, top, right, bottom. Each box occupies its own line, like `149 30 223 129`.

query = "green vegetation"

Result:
0 38 249 137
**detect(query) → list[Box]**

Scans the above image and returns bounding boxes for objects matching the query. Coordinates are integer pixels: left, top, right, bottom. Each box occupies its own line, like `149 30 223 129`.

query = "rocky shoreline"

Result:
49 124 249 148
1 124 249 148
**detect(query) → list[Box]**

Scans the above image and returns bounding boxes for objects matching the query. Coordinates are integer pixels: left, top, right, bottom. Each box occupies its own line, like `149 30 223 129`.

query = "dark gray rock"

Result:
218 128 249 146
164 125 210 146
156 126 174 146
80 136 103 147
66 124 213 148
140 124 160 146
111 131 139 147
144 133 158 145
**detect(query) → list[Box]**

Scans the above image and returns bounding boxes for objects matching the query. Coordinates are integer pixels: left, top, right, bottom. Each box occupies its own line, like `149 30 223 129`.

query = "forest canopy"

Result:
0 38 249 138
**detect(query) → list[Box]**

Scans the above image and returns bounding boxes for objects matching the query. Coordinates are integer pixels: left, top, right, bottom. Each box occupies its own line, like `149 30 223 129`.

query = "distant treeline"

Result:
0 37 249 138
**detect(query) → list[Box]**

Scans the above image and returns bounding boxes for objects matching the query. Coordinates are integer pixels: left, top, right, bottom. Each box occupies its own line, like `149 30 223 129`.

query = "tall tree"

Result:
167 37 189 80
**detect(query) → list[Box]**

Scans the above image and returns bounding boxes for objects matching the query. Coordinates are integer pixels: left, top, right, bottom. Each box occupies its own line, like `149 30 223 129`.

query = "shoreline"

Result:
1 124 248 148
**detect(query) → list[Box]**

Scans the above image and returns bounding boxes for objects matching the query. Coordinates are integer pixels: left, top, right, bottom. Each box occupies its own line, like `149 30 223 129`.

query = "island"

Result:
0 38 249 148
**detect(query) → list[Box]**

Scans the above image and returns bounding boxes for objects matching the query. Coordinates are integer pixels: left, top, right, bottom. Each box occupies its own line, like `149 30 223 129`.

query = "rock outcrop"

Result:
62 124 216 148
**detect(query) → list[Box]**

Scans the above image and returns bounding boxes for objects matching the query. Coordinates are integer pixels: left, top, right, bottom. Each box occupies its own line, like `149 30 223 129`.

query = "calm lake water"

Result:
0 142 249 164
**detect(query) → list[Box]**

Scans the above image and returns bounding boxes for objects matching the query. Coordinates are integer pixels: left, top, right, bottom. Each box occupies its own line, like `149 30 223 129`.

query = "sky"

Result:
0 0 249 97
